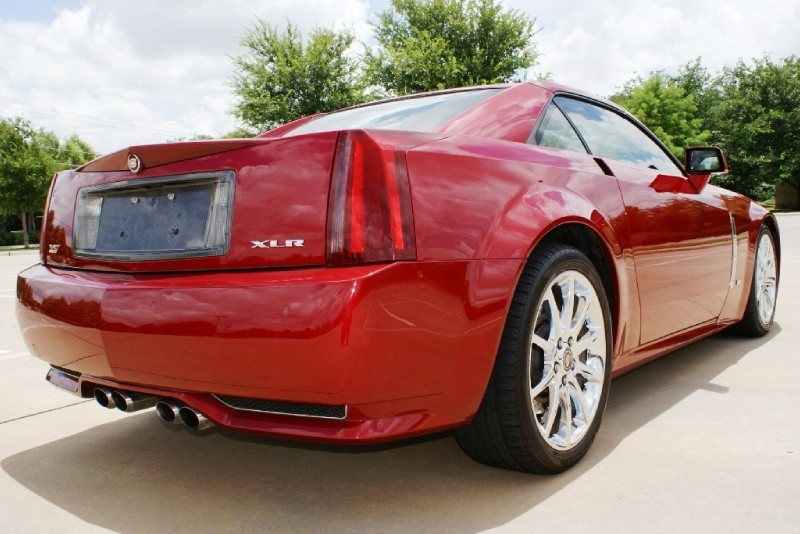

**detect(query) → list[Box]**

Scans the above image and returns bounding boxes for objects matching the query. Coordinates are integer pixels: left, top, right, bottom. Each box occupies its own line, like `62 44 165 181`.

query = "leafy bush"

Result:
0 230 39 246
0 232 14 246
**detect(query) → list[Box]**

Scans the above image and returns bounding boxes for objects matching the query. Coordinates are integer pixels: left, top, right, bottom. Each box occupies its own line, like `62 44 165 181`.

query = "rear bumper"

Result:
16 260 520 442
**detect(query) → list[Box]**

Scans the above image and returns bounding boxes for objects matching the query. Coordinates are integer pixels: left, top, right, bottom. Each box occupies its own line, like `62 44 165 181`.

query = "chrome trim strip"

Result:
213 395 348 421
729 213 738 289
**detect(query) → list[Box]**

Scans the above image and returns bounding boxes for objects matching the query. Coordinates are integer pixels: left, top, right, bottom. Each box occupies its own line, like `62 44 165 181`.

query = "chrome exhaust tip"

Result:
93 388 116 409
111 391 159 413
155 400 182 424
178 406 215 430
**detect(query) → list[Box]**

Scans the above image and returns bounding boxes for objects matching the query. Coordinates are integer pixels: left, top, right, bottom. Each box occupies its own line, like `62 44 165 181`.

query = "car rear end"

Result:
17 88 552 443
17 86 537 442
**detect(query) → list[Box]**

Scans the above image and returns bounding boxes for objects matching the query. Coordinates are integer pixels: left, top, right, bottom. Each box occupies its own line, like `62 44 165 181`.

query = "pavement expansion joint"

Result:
0 400 93 426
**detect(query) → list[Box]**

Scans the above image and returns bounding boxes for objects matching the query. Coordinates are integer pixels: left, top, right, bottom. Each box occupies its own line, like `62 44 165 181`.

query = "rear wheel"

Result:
730 226 778 337
455 243 612 473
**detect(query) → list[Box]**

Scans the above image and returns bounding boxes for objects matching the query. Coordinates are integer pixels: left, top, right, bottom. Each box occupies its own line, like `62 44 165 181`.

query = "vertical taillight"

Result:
327 131 416 265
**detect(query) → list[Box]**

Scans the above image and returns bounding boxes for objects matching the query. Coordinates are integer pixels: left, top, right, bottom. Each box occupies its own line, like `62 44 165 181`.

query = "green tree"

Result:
222 127 257 139
230 21 368 131
56 134 96 168
0 118 52 247
610 73 709 158
712 56 800 203
36 131 95 173
366 0 538 95
0 119 95 247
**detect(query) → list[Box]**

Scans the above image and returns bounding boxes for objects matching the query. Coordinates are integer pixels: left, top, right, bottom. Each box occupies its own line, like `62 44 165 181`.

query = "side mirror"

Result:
685 146 728 174
684 146 728 192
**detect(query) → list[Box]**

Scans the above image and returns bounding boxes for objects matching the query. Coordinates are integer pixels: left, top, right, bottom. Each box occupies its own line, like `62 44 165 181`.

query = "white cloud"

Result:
506 0 800 96
0 0 371 154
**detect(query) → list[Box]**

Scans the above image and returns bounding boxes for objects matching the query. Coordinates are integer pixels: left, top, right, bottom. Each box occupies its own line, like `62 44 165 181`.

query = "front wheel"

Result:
730 226 778 337
455 243 613 474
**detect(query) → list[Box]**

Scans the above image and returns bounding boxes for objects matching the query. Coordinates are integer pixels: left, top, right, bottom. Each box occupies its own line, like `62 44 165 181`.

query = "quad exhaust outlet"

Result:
155 400 215 430
178 406 215 430
94 387 159 412
93 387 116 409
111 390 159 412
155 400 182 424
94 388 214 430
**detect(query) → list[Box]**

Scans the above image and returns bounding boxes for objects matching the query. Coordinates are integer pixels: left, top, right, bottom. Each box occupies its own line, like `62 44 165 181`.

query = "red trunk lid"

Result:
43 133 338 272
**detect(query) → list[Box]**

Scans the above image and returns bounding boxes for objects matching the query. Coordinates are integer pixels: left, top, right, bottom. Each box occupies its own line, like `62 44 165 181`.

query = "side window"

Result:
555 97 683 175
531 104 587 153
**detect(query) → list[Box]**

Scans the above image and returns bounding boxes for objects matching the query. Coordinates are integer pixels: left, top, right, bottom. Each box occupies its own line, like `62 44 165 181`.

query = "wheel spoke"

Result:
531 333 555 354
574 359 602 383
568 376 590 420
572 326 600 355
562 388 573 445
561 276 575 333
542 381 560 436
763 290 775 311
762 248 773 266
570 292 590 337
544 289 562 337
531 368 555 399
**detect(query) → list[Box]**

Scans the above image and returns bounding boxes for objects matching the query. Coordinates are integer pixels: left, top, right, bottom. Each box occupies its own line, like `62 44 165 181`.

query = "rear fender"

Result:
501 189 638 362
405 141 639 402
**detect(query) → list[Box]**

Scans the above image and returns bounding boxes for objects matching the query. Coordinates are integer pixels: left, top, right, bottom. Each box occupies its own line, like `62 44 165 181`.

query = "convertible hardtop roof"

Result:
257 81 623 140
329 80 612 109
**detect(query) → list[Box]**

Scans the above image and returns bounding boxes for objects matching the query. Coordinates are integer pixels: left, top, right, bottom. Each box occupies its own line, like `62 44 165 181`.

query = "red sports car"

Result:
16 81 780 474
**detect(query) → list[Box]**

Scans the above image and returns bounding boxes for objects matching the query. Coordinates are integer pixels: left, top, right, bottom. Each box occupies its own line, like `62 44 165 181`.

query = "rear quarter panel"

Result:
405 137 640 360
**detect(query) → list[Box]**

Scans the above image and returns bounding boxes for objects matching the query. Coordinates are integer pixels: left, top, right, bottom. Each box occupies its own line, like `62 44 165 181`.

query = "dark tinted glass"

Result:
532 104 587 152
555 97 683 174
286 89 502 136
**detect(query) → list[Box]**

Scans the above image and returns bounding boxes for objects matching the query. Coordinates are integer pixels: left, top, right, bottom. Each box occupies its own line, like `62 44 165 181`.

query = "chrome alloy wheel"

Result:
755 232 778 325
528 270 607 451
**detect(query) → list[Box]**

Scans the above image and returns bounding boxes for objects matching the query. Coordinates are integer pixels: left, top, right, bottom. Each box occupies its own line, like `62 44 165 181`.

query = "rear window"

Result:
285 88 502 136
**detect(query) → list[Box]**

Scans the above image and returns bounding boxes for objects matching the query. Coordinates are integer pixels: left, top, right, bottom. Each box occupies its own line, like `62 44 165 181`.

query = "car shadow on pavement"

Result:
1 326 780 532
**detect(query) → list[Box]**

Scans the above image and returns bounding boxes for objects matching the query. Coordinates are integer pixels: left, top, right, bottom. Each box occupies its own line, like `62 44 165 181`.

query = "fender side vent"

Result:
214 395 347 420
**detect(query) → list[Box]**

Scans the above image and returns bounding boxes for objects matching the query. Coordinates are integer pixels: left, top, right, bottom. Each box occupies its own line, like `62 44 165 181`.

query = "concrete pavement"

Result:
1 214 798 533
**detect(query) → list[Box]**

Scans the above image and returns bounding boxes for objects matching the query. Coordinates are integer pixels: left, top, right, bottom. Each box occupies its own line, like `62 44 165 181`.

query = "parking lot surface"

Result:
1 213 799 533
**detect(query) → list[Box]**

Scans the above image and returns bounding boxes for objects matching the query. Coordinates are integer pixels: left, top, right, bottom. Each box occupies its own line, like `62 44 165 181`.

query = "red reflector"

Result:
350 140 366 253
327 131 416 265
383 159 405 250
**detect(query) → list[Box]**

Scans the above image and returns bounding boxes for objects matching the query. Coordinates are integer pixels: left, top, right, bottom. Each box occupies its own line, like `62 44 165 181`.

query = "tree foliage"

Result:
230 21 368 131
712 56 800 203
0 119 49 211
665 58 720 133
366 0 538 95
57 134 96 168
0 117 95 247
611 73 709 158
221 127 257 139
229 2 540 128
614 56 800 203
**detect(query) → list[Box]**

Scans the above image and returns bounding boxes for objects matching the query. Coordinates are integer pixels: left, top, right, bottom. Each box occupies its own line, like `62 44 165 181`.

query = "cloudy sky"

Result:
1 0 798 154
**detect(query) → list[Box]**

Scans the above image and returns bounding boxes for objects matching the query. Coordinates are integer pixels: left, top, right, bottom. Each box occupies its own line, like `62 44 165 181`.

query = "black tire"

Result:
455 243 613 474
729 225 778 337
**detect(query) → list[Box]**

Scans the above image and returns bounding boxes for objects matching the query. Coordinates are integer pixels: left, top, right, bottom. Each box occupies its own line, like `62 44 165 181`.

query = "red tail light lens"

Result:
327 131 416 265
